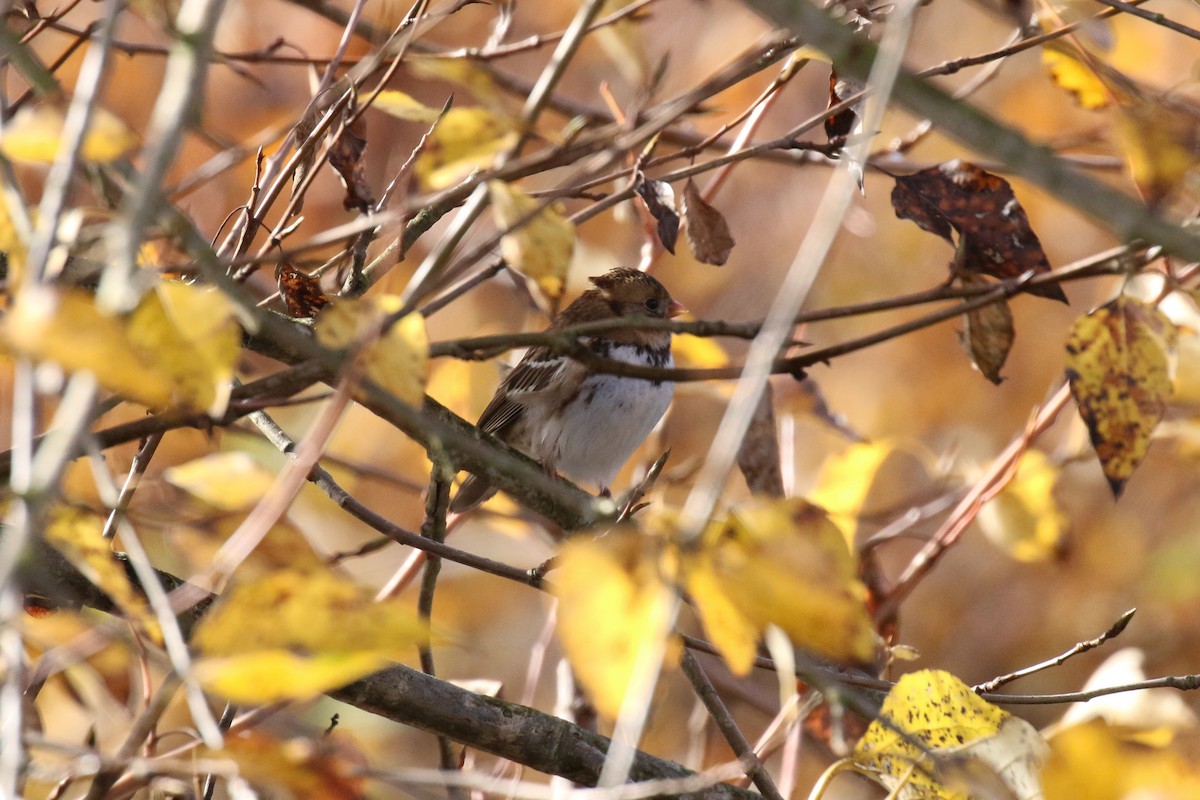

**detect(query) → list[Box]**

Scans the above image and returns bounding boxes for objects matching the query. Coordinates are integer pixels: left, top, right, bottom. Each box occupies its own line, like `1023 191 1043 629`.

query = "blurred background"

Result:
9 0 1200 795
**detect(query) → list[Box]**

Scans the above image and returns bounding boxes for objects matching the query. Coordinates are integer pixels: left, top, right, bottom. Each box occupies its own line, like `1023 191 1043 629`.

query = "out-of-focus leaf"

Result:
129 282 241 416
316 296 428 406
808 440 896 542
488 181 575 301
891 161 1066 303
1043 720 1200 800
682 180 735 266
978 450 1069 562
0 284 238 415
671 333 729 369
170 517 326 578
44 507 162 644
409 57 502 110
193 569 431 702
684 498 877 674
209 730 365 800
276 262 329 318
162 452 276 512
958 273 1015 384
1042 47 1111 110
1053 648 1197 745
1114 96 1200 209
635 177 679 254
1065 296 1176 496
854 670 1049 800
0 104 137 164
554 530 675 719
414 107 517 191
372 90 442 122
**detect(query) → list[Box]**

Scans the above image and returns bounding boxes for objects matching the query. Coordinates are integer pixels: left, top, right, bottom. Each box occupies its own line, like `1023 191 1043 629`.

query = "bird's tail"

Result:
448 473 496 513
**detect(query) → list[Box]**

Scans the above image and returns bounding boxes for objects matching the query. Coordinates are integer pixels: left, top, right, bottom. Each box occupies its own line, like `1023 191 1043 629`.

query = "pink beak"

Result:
667 299 687 318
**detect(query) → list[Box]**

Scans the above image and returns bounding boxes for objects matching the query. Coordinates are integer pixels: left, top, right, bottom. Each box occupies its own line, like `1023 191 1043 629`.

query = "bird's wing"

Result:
475 347 580 435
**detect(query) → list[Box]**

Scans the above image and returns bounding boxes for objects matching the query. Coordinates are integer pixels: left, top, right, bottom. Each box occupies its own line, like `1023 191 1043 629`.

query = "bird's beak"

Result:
667 299 687 318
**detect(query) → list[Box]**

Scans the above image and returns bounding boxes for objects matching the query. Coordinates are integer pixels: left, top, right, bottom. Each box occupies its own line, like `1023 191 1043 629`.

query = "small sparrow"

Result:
451 268 685 512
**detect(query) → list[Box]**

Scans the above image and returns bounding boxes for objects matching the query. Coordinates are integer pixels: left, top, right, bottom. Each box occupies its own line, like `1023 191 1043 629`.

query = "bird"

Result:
450 267 685 512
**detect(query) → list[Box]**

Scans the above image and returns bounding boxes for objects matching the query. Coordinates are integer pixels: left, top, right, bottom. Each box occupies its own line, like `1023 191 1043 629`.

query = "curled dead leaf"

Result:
682 180 735 266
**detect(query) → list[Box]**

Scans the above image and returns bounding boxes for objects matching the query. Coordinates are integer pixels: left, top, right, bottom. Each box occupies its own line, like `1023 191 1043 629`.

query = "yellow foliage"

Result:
192 569 432 702
488 181 575 300
414 108 517 191
1065 296 1177 495
372 90 442 123
671 333 729 369
1042 47 1111 110
808 440 896 545
315 295 428 406
855 670 1048 800
162 451 277 512
1115 97 1200 208
683 498 877 674
1043 721 1200 799
1 283 238 414
409 57 503 110
977 450 1069 562
44 506 162 644
0 104 137 164
553 530 676 719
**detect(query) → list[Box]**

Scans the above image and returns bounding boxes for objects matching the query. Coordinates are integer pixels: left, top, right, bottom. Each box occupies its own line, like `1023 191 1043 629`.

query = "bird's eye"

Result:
644 297 661 312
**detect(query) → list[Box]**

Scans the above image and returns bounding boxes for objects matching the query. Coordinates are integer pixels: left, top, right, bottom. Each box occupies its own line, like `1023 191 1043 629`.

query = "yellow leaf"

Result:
372 90 441 123
0 104 137 164
684 498 877 674
193 569 431 657
855 670 1048 800
162 452 276 512
44 507 162 644
193 569 431 702
671 333 729 369
1043 721 1200 800
808 440 897 543
2 286 176 408
488 181 575 300
414 108 517 191
977 450 1069 562
0 195 27 294
554 531 675 719
1114 97 1200 208
409 57 503 110
195 651 389 704
315 296 428 405
170 517 326 578
1042 47 1111 110
1065 296 1177 496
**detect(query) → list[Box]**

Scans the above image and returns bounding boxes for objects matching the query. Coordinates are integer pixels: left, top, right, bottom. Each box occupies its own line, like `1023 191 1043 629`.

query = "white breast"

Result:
538 344 674 489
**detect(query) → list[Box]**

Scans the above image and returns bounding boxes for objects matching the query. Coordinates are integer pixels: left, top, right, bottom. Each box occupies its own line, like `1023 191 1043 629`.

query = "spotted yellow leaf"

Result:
488 181 575 300
684 498 877 674
316 295 428 406
978 450 1069 562
1065 296 1176 496
554 530 676 718
193 569 431 702
0 104 137 164
855 670 1048 800
414 108 517 191
44 506 162 643
163 452 276 512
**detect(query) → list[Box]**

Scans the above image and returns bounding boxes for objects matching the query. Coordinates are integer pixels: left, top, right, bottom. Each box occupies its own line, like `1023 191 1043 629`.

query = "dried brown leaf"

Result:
682 180 735 266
